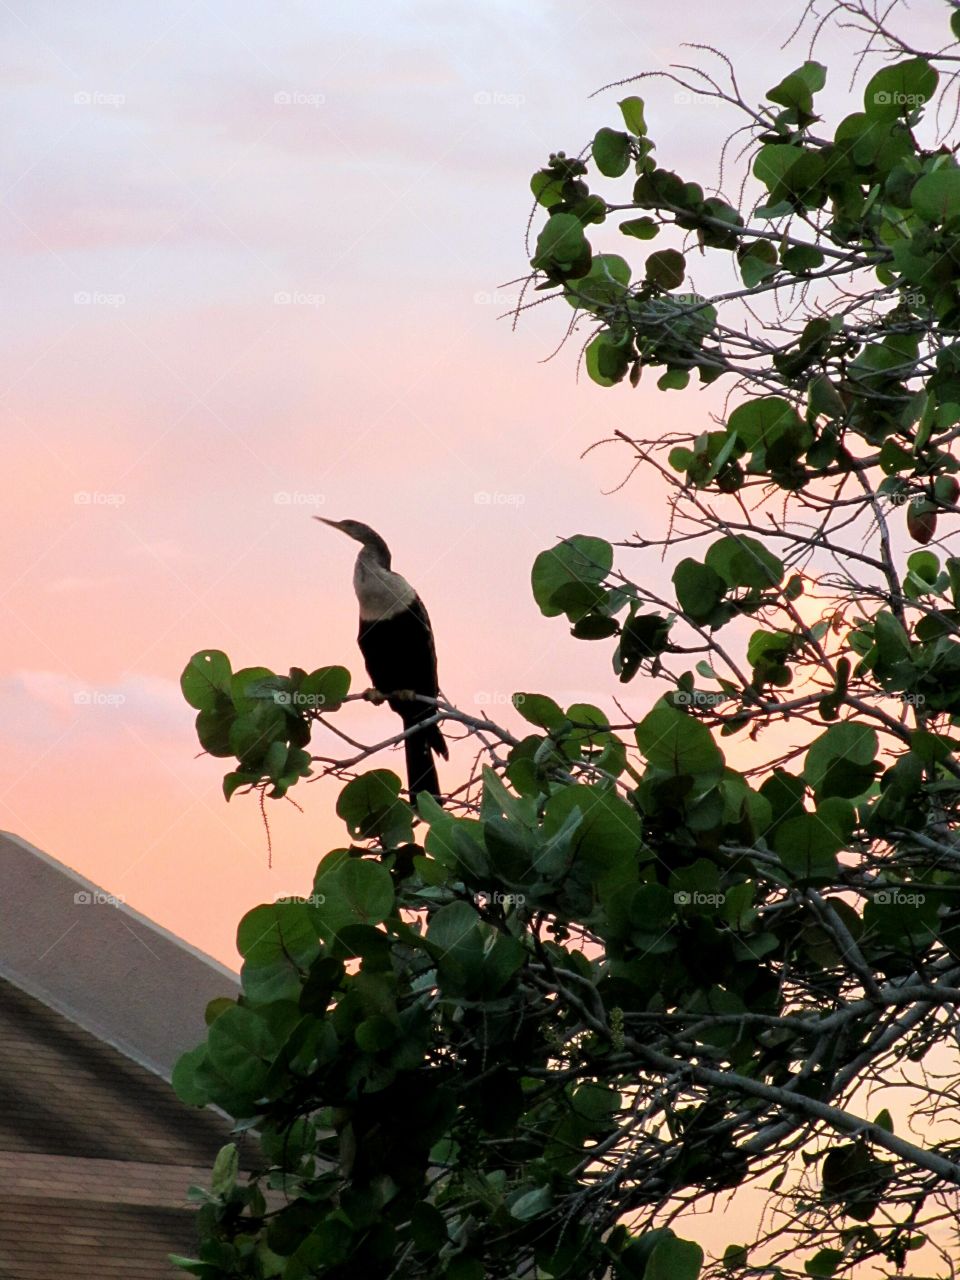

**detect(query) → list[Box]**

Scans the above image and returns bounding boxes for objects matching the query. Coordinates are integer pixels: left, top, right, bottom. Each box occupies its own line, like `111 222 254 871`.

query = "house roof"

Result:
0 831 241 1080
0 832 263 1278
0 1196 202 1279
0 974 246 1166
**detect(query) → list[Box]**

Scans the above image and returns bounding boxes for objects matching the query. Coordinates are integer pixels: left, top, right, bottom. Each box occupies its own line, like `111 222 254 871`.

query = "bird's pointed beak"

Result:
315 517 364 544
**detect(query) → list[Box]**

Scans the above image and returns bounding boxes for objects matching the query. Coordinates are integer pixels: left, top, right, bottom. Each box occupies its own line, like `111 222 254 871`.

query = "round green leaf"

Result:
727 397 803 449
673 559 726 622
228 703 286 765
532 212 590 275
911 167 960 224
207 1005 278 1096
635 702 725 776
773 814 842 879
237 901 320 968
336 770 413 846
864 58 938 119
646 1235 704 1280
355 1014 398 1053
238 927 318 1002
618 96 646 136
593 127 631 177
427 900 482 964
805 722 878 798
754 144 803 192
767 61 826 116
319 858 395 934
738 240 778 289
181 650 232 711
619 216 659 240
530 169 565 208
230 666 277 712
585 333 632 386
299 665 351 711
705 536 784 589
805 1247 844 1277
172 1044 213 1107
566 254 631 309
531 536 614 617
543 783 644 872
781 243 824 273
510 1186 553 1220
513 692 566 731
211 1143 239 1196
195 705 234 757
572 613 620 639
645 249 685 289
906 550 939 584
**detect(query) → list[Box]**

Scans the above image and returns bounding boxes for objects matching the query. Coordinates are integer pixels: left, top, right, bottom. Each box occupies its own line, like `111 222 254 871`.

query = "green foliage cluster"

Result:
180 652 349 800
172 10 960 1280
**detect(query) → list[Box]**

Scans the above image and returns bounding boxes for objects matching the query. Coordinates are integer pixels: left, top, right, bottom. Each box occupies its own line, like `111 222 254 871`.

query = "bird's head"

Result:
315 517 378 544
315 518 392 568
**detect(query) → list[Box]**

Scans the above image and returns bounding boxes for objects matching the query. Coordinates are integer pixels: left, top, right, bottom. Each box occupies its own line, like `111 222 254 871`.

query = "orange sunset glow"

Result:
1 1 953 962
7 4 960 1280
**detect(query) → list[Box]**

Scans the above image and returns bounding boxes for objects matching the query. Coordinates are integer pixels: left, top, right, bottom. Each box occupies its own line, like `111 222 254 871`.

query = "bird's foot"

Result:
393 688 417 703
364 688 387 705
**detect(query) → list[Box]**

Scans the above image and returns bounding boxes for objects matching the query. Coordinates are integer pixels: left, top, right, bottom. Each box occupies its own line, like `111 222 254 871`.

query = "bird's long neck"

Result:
353 546 416 621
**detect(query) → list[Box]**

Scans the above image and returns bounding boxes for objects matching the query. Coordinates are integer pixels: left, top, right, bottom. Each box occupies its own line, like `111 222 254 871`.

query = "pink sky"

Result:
2 0 952 968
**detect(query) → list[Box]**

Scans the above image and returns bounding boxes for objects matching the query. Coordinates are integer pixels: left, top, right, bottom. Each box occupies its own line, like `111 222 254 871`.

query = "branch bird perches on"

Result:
316 518 448 803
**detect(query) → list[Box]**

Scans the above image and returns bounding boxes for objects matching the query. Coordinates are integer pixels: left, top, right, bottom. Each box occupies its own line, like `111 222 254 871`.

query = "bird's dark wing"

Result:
357 595 439 699
358 595 446 762
407 594 441 698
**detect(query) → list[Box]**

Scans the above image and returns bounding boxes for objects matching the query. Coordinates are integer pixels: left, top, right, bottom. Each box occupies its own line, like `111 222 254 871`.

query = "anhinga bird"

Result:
316 518 447 803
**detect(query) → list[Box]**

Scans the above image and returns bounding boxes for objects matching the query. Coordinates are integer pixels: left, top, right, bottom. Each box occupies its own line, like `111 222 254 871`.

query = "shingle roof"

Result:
0 1197 198 1279
0 834 266 1278
0 831 241 1079
0 975 254 1168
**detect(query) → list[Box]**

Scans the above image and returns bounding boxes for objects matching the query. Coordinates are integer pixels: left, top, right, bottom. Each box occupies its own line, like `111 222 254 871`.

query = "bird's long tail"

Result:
404 725 442 805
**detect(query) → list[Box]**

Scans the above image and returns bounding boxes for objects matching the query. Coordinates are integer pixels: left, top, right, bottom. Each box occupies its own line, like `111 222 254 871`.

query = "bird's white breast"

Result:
354 556 416 621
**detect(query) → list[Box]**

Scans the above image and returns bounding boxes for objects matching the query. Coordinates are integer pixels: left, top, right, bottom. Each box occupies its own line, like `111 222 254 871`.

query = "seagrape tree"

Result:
172 5 960 1277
